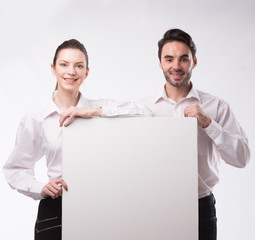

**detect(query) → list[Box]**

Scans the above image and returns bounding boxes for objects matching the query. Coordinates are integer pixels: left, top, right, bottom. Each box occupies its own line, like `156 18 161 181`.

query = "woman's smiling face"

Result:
51 48 89 93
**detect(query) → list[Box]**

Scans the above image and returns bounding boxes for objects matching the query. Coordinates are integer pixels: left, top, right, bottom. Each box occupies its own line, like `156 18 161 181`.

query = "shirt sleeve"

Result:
89 99 153 117
204 100 250 168
3 116 45 200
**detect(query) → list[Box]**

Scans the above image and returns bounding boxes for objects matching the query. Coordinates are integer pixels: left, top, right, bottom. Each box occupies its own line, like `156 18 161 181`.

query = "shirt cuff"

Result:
204 119 223 144
29 181 45 200
101 106 146 117
101 106 117 117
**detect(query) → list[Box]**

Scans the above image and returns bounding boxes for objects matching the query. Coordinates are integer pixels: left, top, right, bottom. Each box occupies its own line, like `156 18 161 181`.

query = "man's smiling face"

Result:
160 41 197 88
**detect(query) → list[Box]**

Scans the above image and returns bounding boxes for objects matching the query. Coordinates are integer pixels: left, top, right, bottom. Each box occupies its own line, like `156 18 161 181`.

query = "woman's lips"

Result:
64 78 77 83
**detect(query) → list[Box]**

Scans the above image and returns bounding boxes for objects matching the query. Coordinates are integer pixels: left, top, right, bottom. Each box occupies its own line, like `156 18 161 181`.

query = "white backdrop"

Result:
0 0 254 239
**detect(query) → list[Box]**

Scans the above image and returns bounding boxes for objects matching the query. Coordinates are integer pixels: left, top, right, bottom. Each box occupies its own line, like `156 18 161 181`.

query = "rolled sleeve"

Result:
204 111 250 168
3 116 45 200
204 120 223 144
98 100 153 117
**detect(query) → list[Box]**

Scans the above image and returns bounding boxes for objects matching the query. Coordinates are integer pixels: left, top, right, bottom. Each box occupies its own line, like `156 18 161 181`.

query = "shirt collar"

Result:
153 82 201 104
186 84 200 102
76 93 90 108
42 91 90 119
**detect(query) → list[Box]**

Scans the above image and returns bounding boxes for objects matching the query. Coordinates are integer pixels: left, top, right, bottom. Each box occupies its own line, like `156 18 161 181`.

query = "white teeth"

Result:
65 79 76 82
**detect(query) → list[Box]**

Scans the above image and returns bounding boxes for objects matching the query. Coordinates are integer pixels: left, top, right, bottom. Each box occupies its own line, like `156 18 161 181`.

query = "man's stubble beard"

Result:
163 70 193 88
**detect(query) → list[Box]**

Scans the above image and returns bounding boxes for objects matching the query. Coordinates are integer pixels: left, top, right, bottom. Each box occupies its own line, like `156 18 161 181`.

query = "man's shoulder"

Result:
196 88 226 105
138 87 163 105
138 93 160 105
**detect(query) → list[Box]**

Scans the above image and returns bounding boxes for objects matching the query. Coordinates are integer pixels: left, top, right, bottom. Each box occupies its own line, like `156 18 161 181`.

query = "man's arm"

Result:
184 103 211 128
184 102 250 168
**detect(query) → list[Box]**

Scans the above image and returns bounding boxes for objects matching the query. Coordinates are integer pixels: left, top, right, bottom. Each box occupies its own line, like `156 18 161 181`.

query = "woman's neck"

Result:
54 89 80 111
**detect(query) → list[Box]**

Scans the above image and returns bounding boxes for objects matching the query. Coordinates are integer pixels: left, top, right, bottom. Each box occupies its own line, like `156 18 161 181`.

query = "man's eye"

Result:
181 58 188 62
166 59 173 62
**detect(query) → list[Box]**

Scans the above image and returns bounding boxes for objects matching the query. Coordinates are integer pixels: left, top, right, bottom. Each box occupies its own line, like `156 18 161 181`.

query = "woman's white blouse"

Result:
3 93 153 200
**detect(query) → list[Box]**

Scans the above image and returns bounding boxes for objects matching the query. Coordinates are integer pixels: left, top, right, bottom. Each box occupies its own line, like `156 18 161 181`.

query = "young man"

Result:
141 28 250 240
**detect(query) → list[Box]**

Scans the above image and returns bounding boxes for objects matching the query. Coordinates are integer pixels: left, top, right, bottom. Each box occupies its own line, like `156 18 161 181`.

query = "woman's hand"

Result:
59 106 103 127
40 178 68 199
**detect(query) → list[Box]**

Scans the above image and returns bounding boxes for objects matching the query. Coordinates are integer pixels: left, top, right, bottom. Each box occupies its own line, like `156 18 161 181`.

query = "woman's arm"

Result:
59 100 153 127
59 106 103 127
41 178 68 199
3 116 45 200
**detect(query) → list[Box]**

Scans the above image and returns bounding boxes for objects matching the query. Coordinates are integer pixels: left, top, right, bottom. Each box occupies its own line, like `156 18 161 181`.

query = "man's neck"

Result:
165 82 192 103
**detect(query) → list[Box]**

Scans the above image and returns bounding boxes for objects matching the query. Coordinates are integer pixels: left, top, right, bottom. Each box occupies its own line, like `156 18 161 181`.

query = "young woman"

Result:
3 39 152 240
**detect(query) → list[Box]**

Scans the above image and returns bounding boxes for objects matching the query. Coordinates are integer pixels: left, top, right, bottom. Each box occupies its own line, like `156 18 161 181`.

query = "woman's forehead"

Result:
57 48 86 62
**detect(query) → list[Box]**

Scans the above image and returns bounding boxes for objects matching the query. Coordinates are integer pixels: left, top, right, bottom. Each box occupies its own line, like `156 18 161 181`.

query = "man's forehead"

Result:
162 41 192 55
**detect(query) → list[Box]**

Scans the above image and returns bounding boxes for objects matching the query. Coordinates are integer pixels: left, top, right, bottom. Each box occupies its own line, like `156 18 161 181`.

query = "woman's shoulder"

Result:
21 102 52 126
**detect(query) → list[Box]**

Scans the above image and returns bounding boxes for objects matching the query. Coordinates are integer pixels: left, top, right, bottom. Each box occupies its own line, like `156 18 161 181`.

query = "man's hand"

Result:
184 103 211 128
40 178 68 199
59 106 103 127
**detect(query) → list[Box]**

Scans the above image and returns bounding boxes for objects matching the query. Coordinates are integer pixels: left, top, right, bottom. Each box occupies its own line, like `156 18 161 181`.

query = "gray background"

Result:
0 0 254 239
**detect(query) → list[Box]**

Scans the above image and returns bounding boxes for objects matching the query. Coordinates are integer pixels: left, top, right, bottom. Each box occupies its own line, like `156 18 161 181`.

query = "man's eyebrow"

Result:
180 54 189 58
163 54 190 59
164 55 173 59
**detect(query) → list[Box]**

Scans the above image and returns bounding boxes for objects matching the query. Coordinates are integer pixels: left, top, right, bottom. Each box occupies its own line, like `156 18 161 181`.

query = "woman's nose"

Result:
67 65 76 75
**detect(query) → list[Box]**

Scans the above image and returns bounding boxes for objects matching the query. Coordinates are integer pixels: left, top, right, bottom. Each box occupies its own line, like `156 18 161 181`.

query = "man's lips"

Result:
170 70 184 75
170 71 184 79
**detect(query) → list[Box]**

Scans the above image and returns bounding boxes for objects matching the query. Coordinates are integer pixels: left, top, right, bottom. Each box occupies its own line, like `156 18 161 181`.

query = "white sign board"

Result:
62 117 198 240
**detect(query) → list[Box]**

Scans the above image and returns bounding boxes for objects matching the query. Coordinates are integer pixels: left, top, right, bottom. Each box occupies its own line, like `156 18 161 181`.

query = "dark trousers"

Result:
199 193 217 240
34 194 217 240
34 197 62 240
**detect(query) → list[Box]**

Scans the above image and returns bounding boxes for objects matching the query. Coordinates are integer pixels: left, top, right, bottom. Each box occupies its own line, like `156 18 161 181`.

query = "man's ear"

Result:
159 61 163 69
193 56 197 69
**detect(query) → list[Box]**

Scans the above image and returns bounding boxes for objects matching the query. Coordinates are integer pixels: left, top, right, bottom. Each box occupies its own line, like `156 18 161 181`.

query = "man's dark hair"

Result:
53 39 89 69
158 28 197 61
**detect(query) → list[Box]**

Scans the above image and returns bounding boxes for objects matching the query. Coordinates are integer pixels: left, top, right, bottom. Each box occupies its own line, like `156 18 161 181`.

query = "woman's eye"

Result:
60 63 67 67
77 65 84 68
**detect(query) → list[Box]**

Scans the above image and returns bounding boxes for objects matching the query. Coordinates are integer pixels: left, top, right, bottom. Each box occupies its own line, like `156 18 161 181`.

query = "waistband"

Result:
199 193 215 205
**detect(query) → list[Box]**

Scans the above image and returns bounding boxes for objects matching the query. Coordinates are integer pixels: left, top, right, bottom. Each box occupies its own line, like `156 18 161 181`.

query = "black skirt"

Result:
34 197 62 240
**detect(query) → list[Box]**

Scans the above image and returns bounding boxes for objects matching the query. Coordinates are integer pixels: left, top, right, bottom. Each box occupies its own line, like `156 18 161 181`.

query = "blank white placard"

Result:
62 117 198 240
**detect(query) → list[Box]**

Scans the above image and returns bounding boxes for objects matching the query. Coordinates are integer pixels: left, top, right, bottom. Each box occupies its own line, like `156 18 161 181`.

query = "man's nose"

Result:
172 60 181 69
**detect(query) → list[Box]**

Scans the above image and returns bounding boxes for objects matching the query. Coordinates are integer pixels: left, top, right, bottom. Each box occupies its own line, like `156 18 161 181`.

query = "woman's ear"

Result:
51 64 56 75
84 67 89 79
